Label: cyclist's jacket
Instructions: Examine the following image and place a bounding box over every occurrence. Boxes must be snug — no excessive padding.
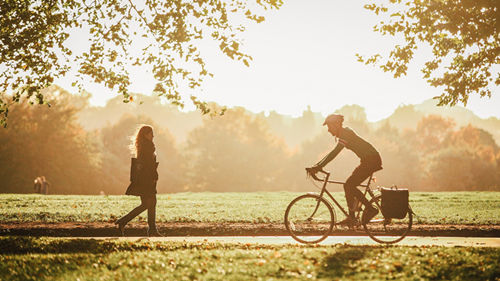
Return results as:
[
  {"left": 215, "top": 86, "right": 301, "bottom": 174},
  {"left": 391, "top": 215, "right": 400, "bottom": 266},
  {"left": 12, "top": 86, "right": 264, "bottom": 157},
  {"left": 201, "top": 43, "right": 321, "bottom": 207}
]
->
[{"left": 314, "top": 127, "right": 382, "bottom": 169}]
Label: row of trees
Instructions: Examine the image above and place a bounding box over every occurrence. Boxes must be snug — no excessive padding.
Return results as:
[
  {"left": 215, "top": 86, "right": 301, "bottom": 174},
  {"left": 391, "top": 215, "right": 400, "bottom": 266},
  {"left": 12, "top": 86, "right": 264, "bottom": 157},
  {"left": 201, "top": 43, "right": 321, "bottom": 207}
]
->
[
  {"left": 1, "top": 89, "right": 499, "bottom": 194},
  {"left": 372, "top": 115, "right": 500, "bottom": 191}
]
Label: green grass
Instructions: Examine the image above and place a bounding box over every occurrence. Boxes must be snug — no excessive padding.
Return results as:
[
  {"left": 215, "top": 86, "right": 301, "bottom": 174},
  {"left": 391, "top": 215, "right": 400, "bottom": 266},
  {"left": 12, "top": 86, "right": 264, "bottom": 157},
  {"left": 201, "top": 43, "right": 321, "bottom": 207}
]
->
[
  {"left": 0, "top": 237, "right": 498, "bottom": 281},
  {"left": 0, "top": 192, "right": 499, "bottom": 225}
]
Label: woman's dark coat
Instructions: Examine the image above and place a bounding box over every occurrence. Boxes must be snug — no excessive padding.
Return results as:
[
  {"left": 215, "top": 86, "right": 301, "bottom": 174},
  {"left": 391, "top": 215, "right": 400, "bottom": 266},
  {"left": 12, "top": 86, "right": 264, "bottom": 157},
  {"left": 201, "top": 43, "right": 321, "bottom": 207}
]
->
[{"left": 126, "top": 140, "right": 159, "bottom": 196}]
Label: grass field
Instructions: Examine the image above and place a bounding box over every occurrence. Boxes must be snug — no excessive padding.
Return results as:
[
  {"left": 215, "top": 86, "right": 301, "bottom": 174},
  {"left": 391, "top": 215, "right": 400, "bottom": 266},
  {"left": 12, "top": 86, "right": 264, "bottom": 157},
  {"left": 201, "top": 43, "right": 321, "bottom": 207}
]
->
[
  {"left": 0, "top": 236, "right": 498, "bottom": 281},
  {"left": 1, "top": 192, "right": 499, "bottom": 225}
]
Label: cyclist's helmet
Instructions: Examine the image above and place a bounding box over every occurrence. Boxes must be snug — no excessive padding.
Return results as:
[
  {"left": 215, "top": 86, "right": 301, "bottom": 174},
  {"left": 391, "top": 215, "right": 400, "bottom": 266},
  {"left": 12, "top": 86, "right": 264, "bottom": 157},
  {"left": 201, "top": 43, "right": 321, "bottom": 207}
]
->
[{"left": 323, "top": 114, "right": 344, "bottom": 126}]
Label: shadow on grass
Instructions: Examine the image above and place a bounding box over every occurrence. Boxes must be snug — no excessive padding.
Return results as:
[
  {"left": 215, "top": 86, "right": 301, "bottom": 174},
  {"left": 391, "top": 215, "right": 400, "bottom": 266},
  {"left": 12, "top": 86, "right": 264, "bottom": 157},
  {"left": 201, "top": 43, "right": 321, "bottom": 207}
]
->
[
  {"left": 0, "top": 252, "right": 103, "bottom": 281},
  {"left": 0, "top": 236, "right": 277, "bottom": 254},
  {"left": 0, "top": 236, "right": 126, "bottom": 254},
  {"left": 317, "top": 246, "right": 369, "bottom": 279},
  {"left": 429, "top": 248, "right": 500, "bottom": 281},
  {"left": 316, "top": 245, "right": 500, "bottom": 281}
]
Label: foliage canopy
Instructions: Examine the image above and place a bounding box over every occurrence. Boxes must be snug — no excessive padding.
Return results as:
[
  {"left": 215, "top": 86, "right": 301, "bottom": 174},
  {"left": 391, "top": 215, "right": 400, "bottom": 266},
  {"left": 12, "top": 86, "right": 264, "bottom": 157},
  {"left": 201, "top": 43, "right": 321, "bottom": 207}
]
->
[
  {"left": 359, "top": 0, "right": 499, "bottom": 106},
  {"left": 0, "top": 0, "right": 282, "bottom": 126}
]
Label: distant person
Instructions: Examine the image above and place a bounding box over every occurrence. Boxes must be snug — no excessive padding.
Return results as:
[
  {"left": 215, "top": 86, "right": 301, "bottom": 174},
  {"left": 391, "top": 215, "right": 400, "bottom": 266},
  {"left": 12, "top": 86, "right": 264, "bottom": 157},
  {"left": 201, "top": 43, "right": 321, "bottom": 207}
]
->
[
  {"left": 40, "top": 176, "right": 50, "bottom": 195},
  {"left": 115, "top": 125, "right": 162, "bottom": 237},
  {"left": 33, "top": 177, "right": 42, "bottom": 194},
  {"left": 306, "top": 114, "right": 382, "bottom": 226}
]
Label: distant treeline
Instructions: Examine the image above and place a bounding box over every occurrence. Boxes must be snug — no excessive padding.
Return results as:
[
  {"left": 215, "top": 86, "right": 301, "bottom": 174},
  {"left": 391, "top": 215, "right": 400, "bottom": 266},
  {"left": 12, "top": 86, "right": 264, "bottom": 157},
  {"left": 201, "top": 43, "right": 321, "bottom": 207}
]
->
[{"left": 1, "top": 86, "right": 499, "bottom": 194}]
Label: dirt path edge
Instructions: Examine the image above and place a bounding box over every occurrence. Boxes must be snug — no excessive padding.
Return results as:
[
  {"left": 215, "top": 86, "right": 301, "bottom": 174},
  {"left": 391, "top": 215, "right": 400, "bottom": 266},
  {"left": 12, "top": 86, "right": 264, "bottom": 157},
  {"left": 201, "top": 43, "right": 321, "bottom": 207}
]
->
[{"left": 1, "top": 222, "right": 499, "bottom": 237}]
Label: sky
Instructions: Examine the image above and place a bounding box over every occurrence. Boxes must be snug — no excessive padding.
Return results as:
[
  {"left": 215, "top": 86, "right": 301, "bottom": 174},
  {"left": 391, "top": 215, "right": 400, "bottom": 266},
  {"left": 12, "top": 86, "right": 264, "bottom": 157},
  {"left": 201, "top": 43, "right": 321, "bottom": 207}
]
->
[{"left": 55, "top": 0, "right": 500, "bottom": 122}]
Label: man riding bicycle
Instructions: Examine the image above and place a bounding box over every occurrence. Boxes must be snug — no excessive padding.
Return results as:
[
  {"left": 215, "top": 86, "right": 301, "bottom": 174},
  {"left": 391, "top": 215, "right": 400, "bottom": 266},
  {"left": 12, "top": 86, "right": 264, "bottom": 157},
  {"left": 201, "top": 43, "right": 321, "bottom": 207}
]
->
[{"left": 307, "top": 114, "right": 382, "bottom": 226}]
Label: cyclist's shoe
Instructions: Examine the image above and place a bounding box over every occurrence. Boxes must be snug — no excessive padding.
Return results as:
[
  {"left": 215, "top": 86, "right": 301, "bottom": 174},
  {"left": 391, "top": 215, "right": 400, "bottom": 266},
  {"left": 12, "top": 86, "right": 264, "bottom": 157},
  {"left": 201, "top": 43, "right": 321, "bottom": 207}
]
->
[
  {"left": 362, "top": 205, "right": 379, "bottom": 225},
  {"left": 337, "top": 216, "right": 357, "bottom": 230},
  {"left": 337, "top": 217, "right": 352, "bottom": 225}
]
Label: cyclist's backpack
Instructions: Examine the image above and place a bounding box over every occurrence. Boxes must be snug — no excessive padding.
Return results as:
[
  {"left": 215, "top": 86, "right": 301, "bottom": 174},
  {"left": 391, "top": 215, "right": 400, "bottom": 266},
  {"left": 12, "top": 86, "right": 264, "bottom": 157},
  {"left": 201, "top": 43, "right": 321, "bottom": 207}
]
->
[{"left": 381, "top": 187, "right": 409, "bottom": 219}]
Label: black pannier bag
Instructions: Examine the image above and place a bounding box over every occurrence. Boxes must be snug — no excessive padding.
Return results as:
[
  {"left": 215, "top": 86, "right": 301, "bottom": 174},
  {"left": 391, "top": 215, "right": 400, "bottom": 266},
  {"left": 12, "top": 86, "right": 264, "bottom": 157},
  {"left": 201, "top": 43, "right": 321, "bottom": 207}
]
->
[{"left": 381, "top": 187, "right": 409, "bottom": 219}]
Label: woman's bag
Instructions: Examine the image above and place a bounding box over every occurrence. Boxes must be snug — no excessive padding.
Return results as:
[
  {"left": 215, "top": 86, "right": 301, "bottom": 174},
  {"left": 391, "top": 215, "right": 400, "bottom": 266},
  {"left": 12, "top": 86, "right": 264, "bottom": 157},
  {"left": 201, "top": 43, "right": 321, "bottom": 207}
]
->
[
  {"left": 126, "top": 158, "right": 141, "bottom": 196},
  {"left": 125, "top": 158, "right": 141, "bottom": 196},
  {"left": 130, "top": 158, "right": 139, "bottom": 183},
  {"left": 381, "top": 187, "right": 409, "bottom": 219}
]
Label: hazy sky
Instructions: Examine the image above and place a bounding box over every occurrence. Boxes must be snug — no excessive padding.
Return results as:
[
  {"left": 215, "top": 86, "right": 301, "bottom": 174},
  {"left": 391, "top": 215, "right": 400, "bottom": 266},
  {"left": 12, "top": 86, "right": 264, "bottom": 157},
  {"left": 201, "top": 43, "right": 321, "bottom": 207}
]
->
[{"left": 56, "top": 1, "right": 500, "bottom": 121}]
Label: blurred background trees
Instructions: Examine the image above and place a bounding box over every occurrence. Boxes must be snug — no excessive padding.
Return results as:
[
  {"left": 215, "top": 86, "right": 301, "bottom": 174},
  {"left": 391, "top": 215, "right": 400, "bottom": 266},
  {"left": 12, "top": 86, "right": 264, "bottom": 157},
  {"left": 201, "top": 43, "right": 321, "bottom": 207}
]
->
[
  {"left": 1, "top": 87, "right": 499, "bottom": 193},
  {"left": 185, "top": 107, "right": 288, "bottom": 191},
  {"left": 0, "top": 87, "right": 101, "bottom": 193}
]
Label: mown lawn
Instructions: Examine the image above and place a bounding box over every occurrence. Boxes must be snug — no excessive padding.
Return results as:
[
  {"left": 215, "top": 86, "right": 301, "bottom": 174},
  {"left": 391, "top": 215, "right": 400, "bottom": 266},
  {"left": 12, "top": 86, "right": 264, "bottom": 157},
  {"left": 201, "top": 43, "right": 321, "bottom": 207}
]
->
[
  {"left": 0, "top": 237, "right": 499, "bottom": 281},
  {"left": 0, "top": 192, "right": 499, "bottom": 225}
]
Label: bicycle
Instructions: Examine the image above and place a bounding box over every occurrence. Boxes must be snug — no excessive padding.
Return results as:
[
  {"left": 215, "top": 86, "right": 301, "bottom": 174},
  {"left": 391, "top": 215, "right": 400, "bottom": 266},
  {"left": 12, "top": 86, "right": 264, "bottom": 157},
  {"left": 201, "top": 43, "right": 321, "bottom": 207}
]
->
[{"left": 284, "top": 169, "right": 412, "bottom": 244}]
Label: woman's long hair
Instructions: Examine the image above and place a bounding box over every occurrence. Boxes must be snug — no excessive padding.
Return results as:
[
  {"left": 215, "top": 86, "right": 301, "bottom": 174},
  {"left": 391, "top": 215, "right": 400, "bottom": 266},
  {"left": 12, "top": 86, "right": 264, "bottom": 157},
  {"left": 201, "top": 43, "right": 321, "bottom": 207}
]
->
[{"left": 130, "top": 125, "right": 153, "bottom": 157}]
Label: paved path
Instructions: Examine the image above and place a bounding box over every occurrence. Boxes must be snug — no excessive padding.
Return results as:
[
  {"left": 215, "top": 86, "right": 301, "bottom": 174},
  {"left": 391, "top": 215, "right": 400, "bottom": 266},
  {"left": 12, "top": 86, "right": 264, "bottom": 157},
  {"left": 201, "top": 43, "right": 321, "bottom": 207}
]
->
[
  {"left": 87, "top": 236, "right": 500, "bottom": 247},
  {"left": 4, "top": 222, "right": 499, "bottom": 237}
]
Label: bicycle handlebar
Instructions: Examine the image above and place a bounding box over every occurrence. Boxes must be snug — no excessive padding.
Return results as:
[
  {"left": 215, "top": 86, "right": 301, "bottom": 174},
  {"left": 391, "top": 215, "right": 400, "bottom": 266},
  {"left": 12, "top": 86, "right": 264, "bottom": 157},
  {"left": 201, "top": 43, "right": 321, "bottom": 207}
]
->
[{"left": 305, "top": 167, "right": 330, "bottom": 181}]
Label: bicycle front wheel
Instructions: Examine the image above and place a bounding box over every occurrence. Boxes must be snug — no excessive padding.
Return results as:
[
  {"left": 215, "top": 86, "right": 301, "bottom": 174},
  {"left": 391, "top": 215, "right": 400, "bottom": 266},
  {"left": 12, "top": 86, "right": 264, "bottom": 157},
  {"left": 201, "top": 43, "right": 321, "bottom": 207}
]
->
[
  {"left": 362, "top": 195, "right": 412, "bottom": 244},
  {"left": 284, "top": 194, "right": 335, "bottom": 244}
]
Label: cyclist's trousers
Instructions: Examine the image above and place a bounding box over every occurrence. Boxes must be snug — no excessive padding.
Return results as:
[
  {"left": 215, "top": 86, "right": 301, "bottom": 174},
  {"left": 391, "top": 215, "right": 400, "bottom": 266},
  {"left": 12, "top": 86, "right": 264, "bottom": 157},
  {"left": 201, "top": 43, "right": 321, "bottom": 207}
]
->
[{"left": 344, "top": 155, "right": 382, "bottom": 216}]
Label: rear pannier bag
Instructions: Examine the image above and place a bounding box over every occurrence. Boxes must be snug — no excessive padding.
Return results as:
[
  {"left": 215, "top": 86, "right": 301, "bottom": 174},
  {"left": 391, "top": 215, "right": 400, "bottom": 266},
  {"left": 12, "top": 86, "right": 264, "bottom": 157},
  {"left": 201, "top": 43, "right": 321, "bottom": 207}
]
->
[{"left": 381, "top": 187, "right": 409, "bottom": 219}]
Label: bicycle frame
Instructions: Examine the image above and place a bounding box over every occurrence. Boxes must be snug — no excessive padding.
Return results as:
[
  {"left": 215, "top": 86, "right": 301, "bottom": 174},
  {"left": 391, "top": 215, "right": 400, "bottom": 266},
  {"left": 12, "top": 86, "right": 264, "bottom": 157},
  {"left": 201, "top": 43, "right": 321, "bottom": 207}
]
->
[
  {"left": 286, "top": 169, "right": 413, "bottom": 244},
  {"left": 311, "top": 170, "right": 378, "bottom": 219}
]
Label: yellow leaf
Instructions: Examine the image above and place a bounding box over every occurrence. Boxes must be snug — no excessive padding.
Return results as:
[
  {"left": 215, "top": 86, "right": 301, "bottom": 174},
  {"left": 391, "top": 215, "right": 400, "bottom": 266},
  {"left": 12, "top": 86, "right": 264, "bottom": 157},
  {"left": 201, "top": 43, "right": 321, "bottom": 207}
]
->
[{"left": 257, "top": 259, "right": 266, "bottom": 266}]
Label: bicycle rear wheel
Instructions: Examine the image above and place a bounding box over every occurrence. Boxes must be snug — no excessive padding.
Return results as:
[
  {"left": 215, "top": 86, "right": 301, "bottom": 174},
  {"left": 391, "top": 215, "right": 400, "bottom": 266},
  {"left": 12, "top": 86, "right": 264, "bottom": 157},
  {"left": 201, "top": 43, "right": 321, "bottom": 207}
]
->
[
  {"left": 362, "top": 195, "right": 412, "bottom": 244},
  {"left": 284, "top": 194, "right": 335, "bottom": 244}
]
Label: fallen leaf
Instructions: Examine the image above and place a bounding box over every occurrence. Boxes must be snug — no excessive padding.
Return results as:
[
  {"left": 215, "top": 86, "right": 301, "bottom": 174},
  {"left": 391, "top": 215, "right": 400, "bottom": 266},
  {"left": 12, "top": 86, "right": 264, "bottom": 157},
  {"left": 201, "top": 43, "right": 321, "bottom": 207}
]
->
[{"left": 257, "top": 259, "right": 267, "bottom": 266}]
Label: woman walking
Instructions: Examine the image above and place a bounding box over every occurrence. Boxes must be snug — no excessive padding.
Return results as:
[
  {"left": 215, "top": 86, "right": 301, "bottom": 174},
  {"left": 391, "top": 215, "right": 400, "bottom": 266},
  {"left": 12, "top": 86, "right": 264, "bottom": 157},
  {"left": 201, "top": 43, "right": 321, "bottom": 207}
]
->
[{"left": 115, "top": 125, "right": 162, "bottom": 237}]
